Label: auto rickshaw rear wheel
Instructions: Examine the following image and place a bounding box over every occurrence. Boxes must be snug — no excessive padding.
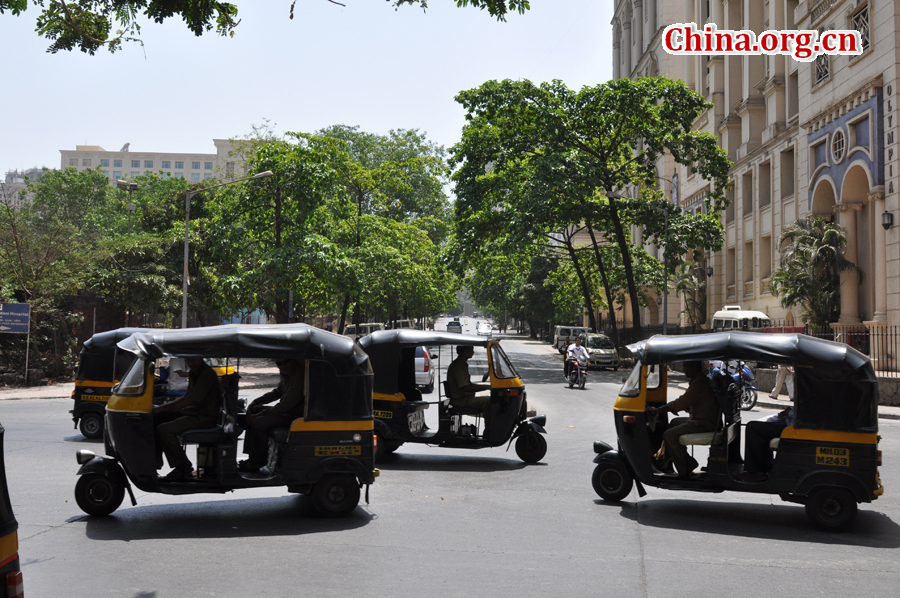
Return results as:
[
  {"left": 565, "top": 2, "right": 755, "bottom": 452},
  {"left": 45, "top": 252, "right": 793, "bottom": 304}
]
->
[
  {"left": 592, "top": 460, "right": 634, "bottom": 502},
  {"left": 515, "top": 431, "right": 547, "bottom": 464},
  {"left": 75, "top": 473, "right": 125, "bottom": 516},
  {"left": 79, "top": 412, "right": 104, "bottom": 439},
  {"left": 805, "top": 486, "right": 858, "bottom": 531},
  {"left": 311, "top": 474, "right": 361, "bottom": 517}
]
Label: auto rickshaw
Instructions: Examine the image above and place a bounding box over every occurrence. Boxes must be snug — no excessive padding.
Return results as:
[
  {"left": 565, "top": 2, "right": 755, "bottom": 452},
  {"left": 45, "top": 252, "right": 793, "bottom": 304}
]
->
[
  {"left": 591, "top": 332, "right": 883, "bottom": 531},
  {"left": 358, "top": 330, "right": 547, "bottom": 464},
  {"left": 0, "top": 423, "right": 22, "bottom": 597},
  {"left": 71, "top": 328, "right": 150, "bottom": 439},
  {"left": 71, "top": 328, "right": 236, "bottom": 439},
  {"left": 73, "top": 324, "right": 378, "bottom": 518}
]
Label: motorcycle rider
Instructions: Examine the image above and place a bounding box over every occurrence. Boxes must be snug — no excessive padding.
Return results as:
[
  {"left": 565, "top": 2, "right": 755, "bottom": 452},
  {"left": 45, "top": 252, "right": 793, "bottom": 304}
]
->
[{"left": 564, "top": 336, "right": 590, "bottom": 381}]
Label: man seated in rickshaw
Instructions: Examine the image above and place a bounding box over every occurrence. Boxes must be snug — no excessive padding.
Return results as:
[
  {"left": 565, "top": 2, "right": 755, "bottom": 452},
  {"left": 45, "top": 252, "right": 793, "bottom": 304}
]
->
[
  {"left": 740, "top": 407, "right": 794, "bottom": 482},
  {"left": 153, "top": 357, "right": 223, "bottom": 480},
  {"left": 446, "top": 345, "right": 492, "bottom": 434},
  {"left": 238, "top": 358, "right": 306, "bottom": 473},
  {"left": 647, "top": 361, "right": 718, "bottom": 478}
]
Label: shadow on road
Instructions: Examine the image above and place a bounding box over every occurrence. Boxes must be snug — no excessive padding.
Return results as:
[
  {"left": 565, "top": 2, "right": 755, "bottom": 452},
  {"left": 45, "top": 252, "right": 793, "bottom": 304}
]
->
[
  {"left": 609, "top": 499, "right": 900, "bottom": 548},
  {"left": 62, "top": 435, "right": 101, "bottom": 444},
  {"left": 376, "top": 452, "right": 533, "bottom": 473},
  {"left": 76, "top": 495, "right": 373, "bottom": 541}
]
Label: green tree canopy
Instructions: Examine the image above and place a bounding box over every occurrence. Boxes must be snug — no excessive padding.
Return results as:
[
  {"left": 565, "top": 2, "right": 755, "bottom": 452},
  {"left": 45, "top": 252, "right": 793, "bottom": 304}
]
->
[{"left": 1, "top": 0, "right": 529, "bottom": 54}]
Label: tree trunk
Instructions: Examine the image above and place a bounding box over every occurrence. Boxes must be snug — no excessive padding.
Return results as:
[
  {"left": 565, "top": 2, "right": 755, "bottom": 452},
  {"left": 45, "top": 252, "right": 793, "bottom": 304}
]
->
[
  {"left": 607, "top": 196, "right": 643, "bottom": 332},
  {"left": 337, "top": 292, "right": 350, "bottom": 335},
  {"left": 585, "top": 223, "right": 621, "bottom": 349},
  {"left": 562, "top": 240, "right": 597, "bottom": 331}
]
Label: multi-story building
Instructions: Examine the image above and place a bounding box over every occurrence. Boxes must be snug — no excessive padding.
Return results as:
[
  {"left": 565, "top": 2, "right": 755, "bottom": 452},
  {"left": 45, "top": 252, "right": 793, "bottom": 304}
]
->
[
  {"left": 612, "top": 0, "right": 899, "bottom": 339},
  {"left": 1, "top": 167, "right": 48, "bottom": 207},
  {"left": 59, "top": 139, "right": 244, "bottom": 184}
]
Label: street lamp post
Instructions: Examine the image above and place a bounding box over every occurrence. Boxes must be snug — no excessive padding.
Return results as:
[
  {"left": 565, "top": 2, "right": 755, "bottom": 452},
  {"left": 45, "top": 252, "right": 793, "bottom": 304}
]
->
[
  {"left": 181, "top": 170, "right": 274, "bottom": 329},
  {"left": 116, "top": 180, "right": 138, "bottom": 234}
]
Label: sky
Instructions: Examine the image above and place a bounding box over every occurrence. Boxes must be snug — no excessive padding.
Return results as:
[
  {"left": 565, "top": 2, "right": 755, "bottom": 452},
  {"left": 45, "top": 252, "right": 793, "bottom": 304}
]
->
[{"left": 0, "top": 2, "right": 613, "bottom": 176}]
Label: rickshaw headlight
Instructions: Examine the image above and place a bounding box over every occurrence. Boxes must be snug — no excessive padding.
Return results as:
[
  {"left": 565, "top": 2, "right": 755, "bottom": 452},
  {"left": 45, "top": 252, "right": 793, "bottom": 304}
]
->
[
  {"left": 76, "top": 449, "right": 96, "bottom": 465},
  {"left": 353, "top": 434, "right": 361, "bottom": 442}
]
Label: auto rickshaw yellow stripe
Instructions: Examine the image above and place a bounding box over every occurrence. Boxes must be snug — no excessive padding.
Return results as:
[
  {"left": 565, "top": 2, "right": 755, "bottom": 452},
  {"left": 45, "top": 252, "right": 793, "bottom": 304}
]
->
[
  {"left": 491, "top": 377, "right": 524, "bottom": 389},
  {"left": 374, "top": 392, "right": 405, "bottom": 402},
  {"left": 74, "top": 380, "right": 116, "bottom": 388},
  {"left": 781, "top": 426, "right": 878, "bottom": 445},
  {"left": 0, "top": 531, "right": 17, "bottom": 562},
  {"left": 289, "top": 420, "right": 374, "bottom": 432}
]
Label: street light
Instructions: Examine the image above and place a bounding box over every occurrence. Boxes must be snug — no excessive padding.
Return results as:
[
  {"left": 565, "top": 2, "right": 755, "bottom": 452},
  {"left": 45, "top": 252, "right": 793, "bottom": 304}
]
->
[
  {"left": 181, "top": 170, "right": 274, "bottom": 328},
  {"left": 116, "top": 180, "right": 138, "bottom": 234}
]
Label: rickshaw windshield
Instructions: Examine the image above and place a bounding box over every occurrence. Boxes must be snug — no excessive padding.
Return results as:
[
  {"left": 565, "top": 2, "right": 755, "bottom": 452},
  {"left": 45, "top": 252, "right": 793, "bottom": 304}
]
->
[
  {"left": 115, "top": 358, "right": 147, "bottom": 395},
  {"left": 490, "top": 344, "right": 519, "bottom": 379},
  {"left": 619, "top": 361, "right": 642, "bottom": 397}
]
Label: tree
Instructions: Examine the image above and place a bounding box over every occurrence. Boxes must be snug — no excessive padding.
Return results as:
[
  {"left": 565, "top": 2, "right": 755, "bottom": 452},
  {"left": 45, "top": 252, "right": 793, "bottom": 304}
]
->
[
  {"left": 1, "top": 0, "right": 529, "bottom": 54},
  {"left": 769, "top": 216, "right": 862, "bottom": 327},
  {"left": 451, "top": 77, "right": 732, "bottom": 334}
]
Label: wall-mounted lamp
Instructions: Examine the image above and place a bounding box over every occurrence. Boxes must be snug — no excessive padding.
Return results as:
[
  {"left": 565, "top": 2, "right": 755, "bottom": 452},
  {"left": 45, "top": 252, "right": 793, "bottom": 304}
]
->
[
  {"left": 706, "top": 266, "right": 714, "bottom": 278},
  {"left": 883, "top": 211, "right": 894, "bottom": 231},
  {"left": 656, "top": 296, "right": 663, "bottom": 306}
]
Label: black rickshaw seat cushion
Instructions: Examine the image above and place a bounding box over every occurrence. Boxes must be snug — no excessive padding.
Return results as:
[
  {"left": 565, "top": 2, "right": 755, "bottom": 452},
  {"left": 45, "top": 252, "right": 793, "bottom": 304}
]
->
[
  {"left": 180, "top": 426, "right": 230, "bottom": 444},
  {"left": 678, "top": 431, "right": 723, "bottom": 446},
  {"left": 268, "top": 427, "right": 290, "bottom": 444}
]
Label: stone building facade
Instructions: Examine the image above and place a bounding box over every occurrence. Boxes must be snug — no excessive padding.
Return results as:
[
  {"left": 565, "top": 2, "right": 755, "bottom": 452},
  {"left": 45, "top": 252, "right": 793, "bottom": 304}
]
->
[{"left": 612, "top": 0, "right": 899, "bottom": 337}]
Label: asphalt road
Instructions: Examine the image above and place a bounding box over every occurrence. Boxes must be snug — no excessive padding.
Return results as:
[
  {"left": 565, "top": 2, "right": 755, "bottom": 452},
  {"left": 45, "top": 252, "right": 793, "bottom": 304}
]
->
[{"left": 3, "top": 319, "right": 899, "bottom": 597}]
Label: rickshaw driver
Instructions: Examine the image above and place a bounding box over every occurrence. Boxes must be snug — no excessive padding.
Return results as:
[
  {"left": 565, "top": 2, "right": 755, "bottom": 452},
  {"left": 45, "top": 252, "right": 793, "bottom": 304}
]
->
[
  {"left": 238, "top": 358, "right": 306, "bottom": 473},
  {"left": 152, "top": 357, "right": 222, "bottom": 480},
  {"left": 447, "top": 345, "right": 493, "bottom": 434},
  {"left": 647, "top": 361, "right": 718, "bottom": 478}
]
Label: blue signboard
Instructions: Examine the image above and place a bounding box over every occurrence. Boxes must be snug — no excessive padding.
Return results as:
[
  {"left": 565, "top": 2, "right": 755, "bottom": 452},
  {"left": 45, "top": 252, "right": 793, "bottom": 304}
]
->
[{"left": 0, "top": 303, "right": 30, "bottom": 334}]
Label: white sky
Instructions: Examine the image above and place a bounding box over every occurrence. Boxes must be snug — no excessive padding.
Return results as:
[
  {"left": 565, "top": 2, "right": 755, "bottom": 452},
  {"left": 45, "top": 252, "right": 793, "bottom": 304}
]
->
[{"left": 0, "top": 1, "right": 613, "bottom": 175}]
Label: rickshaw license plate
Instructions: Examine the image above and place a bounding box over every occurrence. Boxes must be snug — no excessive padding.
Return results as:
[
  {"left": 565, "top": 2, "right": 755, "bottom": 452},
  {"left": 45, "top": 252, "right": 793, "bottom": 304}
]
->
[
  {"left": 816, "top": 447, "right": 849, "bottom": 467},
  {"left": 315, "top": 446, "right": 362, "bottom": 456},
  {"left": 374, "top": 410, "right": 393, "bottom": 419}
]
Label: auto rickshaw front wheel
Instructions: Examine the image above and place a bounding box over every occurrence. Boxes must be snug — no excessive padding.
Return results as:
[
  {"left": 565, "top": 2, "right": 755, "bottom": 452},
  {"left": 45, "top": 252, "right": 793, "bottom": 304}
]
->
[
  {"left": 75, "top": 474, "right": 125, "bottom": 516},
  {"left": 515, "top": 431, "right": 547, "bottom": 464},
  {"left": 79, "top": 412, "right": 104, "bottom": 439},
  {"left": 805, "top": 487, "right": 858, "bottom": 531},
  {"left": 311, "top": 474, "right": 361, "bottom": 517},
  {"left": 592, "top": 460, "right": 634, "bottom": 502}
]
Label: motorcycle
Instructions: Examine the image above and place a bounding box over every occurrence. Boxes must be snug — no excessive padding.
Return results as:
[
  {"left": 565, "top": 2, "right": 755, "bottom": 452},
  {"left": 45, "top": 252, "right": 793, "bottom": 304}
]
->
[
  {"left": 568, "top": 357, "right": 588, "bottom": 390},
  {"left": 710, "top": 361, "right": 757, "bottom": 410}
]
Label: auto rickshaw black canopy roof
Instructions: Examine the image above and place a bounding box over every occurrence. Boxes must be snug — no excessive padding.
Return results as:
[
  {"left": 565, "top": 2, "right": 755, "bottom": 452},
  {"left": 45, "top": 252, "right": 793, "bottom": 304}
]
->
[
  {"left": 76, "top": 327, "right": 154, "bottom": 382},
  {"left": 118, "top": 324, "right": 372, "bottom": 378},
  {"left": 628, "top": 332, "right": 878, "bottom": 434},
  {"left": 359, "top": 330, "right": 489, "bottom": 396}
]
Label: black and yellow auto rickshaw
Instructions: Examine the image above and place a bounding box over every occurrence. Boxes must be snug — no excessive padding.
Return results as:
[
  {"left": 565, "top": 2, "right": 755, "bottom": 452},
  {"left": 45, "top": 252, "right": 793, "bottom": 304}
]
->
[
  {"left": 71, "top": 328, "right": 236, "bottom": 439},
  {"left": 591, "top": 332, "right": 883, "bottom": 530},
  {"left": 358, "top": 330, "right": 547, "bottom": 463},
  {"left": 0, "top": 423, "right": 22, "bottom": 597},
  {"left": 71, "top": 327, "right": 150, "bottom": 439},
  {"left": 73, "top": 324, "right": 378, "bottom": 518}
]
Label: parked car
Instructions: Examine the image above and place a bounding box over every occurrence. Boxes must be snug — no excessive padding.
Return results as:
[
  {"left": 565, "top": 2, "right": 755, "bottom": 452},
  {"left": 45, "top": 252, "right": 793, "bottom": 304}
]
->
[
  {"left": 390, "top": 319, "right": 415, "bottom": 330},
  {"left": 580, "top": 333, "right": 619, "bottom": 370},
  {"left": 476, "top": 321, "right": 493, "bottom": 339},
  {"left": 415, "top": 346, "right": 437, "bottom": 393},
  {"left": 447, "top": 321, "right": 462, "bottom": 333},
  {"left": 553, "top": 325, "right": 592, "bottom": 353},
  {"left": 343, "top": 323, "right": 386, "bottom": 337}
]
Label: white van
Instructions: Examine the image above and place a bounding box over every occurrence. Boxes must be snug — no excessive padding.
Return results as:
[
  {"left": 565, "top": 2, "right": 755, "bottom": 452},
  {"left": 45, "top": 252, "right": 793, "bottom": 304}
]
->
[
  {"left": 553, "top": 325, "right": 592, "bottom": 353},
  {"left": 343, "top": 322, "right": 386, "bottom": 337},
  {"left": 711, "top": 306, "right": 772, "bottom": 331}
]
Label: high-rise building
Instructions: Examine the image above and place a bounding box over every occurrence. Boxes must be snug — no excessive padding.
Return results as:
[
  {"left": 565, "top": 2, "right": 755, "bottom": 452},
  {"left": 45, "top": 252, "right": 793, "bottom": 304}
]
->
[{"left": 612, "top": 0, "right": 897, "bottom": 334}]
